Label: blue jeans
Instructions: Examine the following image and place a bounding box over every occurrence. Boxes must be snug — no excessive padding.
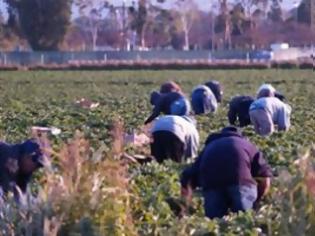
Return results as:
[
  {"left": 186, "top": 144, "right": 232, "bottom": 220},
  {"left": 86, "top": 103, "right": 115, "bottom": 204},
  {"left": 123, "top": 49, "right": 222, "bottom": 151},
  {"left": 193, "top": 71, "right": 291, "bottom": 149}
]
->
[{"left": 203, "top": 185, "right": 257, "bottom": 219}]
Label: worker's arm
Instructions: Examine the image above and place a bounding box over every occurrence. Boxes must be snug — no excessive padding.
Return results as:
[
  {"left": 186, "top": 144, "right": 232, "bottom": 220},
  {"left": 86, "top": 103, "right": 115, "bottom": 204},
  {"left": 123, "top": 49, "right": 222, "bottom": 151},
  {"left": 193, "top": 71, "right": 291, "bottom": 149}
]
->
[
  {"left": 278, "top": 104, "right": 291, "bottom": 131},
  {"left": 180, "top": 152, "right": 204, "bottom": 203},
  {"left": 181, "top": 181, "right": 193, "bottom": 203},
  {"left": 144, "top": 112, "right": 159, "bottom": 125},
  {"left": 251, "top": 151, "right": 272, "bottom": 202},
  {"left": 144, "top": 104, "right": 161, "bottom": 125},
  {"left": 255, "top": 177, "right": 271, "bottom": 201}
]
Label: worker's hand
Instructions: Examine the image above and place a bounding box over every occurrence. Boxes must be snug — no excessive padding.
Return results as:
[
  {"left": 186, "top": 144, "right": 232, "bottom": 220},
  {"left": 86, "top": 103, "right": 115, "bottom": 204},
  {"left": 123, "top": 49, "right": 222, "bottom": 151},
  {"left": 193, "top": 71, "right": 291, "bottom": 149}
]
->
[
  {"left": 181, "top": 184, "right": 193, "bottom": 203},
  {"left": 255, "top": 177, "right": 271, "bottom": 202}
]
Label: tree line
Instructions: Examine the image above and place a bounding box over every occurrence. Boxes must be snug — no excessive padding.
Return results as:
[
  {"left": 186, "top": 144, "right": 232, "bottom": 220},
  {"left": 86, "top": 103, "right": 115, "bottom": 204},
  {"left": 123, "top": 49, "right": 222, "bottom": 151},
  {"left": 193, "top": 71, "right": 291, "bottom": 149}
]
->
[{"left": 0, "top": 0, "right": 314, "bottom": 51}]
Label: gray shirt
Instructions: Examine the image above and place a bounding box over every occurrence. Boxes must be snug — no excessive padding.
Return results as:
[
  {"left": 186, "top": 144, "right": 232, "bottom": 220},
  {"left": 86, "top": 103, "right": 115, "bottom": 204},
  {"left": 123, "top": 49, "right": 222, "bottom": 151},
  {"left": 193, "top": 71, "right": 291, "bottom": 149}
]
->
[
  {"left": 151, "top": 115, "right": 199, "bottom": 158},
  {"left": 250, "top": 97, "right": 292, "bottom": 130}
]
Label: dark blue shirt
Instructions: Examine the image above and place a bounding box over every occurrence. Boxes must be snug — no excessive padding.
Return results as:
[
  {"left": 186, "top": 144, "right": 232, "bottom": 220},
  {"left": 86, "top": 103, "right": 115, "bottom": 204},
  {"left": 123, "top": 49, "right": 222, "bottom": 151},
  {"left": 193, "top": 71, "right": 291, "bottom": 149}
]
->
[
  {"left": 0, "top": 143, "right": 32, "bottom": 194},
  {"left": 181, "top": 129, "right": 272, "bottom": 190},
  {"left": 228, "top": 96, "right": 254, "bottom": 127}
]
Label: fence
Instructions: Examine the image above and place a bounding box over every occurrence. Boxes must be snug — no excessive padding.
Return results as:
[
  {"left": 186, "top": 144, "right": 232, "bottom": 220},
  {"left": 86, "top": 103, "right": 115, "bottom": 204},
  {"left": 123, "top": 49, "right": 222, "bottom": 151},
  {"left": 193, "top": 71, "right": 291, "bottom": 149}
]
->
[
  {"left": 0, "top": 50, "right": 259, "bottom": 66},
  {"left": 0, "top": 48, "right": 313, "bottom": 66}
]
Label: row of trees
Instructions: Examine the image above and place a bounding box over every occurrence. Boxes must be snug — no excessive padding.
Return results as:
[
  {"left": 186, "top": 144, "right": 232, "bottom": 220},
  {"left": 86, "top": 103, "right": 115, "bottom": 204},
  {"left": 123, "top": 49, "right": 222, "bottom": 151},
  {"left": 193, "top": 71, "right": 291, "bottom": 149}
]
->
[
  {"left": 2, "top": 0, "right": 71, "bottom": 50},
  {"left": 0, "top": 0, "right": 314, "bottom": 51}
]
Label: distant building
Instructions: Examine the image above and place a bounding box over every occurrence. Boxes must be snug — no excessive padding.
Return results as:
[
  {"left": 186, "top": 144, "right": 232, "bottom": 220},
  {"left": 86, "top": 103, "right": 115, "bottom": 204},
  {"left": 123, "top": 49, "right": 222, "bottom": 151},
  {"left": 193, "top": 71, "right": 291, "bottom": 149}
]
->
[{"left": 271, "top": 43, "right": 290, "bottom": 51}]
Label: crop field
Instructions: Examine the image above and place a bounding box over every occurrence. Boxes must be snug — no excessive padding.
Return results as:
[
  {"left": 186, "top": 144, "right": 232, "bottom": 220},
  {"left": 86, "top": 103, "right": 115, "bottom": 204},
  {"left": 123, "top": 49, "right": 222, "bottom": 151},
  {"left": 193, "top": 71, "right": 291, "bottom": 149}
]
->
[{"left": 0, "top": 69, "right": 315, "bottom": 235}]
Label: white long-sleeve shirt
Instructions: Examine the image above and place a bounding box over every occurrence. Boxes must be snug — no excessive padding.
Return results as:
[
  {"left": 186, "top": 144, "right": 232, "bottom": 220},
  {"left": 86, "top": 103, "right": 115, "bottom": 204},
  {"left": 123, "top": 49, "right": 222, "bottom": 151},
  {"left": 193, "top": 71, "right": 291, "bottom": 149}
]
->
[
  {"left": 151, "top": 115, "right": 199, "bottom": 158},
  {"left": 250, "top": 97, "right": 292, "bottom": 130}
]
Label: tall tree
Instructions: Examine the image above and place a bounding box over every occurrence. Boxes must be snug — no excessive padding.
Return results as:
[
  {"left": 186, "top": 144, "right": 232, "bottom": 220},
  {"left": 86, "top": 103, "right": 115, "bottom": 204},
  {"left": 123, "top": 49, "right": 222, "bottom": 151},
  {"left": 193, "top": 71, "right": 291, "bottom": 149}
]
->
[
  {"left": 251, "top": 8, "right": 265, "bottom": 27},
  {"left": 0, "top": 10, "right": 4, "bottom": 41},
  {"left": 268, "top": 0, "right": 283, "bottom": 23},
  {"left": 129, "top": 0, "right": 148, "bottom": 48},
  {"left": 156, "top": 0, "right": 199, "bottom": 50},
  {"left": 150, "top": 9, "right": 173, "bottom": 48},
  {"left": 74, "top": 0, "right": 111, "bottom": 50},
  {"left": 6, "top": 0, "right": 72, "bottom": 51},
  {"left": 230, "top": 3, "right": 248, "bottom": 35},
  {"left": 174, "top": 0, "right": 199, "bottom": 50},
  {"left": 297, "top": 0, "right": 311, "bottom": 25},
  {"left": 218, "top": 0, "right": 232, "bottom": 49},
  {"left": 5, "top": 1, "right": 21, "bottom": 35},
  {"left": 238, "top": 0, "right": 268, "bottom": 18},
  {"left": 0, "top": 9, "right": 4, "bottom": 24},
  {"left": 237, "top": 0, "right": 268, "bottom": 29}
]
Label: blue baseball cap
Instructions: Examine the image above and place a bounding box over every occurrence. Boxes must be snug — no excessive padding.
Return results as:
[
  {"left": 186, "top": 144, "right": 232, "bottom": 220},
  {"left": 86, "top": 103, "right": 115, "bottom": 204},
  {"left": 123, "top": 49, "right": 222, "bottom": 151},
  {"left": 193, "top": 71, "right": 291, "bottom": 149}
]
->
[{"left": 20, "top": 139, "right": 47, "bottom": 167}]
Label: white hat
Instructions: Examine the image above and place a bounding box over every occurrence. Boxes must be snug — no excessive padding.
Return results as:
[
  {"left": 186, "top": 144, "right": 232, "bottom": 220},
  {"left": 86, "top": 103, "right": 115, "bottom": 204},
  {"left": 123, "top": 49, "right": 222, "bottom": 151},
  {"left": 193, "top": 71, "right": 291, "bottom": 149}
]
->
[{"left": 256, "top": 84, "right": 276, "bottom": 95}]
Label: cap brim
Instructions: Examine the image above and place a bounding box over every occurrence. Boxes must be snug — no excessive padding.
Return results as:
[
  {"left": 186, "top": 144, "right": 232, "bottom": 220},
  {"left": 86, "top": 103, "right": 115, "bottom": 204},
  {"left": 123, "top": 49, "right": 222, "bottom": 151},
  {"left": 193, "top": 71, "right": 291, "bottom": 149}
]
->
[{"left": 35, "top": 155, "right": 51, "bottom": 168}]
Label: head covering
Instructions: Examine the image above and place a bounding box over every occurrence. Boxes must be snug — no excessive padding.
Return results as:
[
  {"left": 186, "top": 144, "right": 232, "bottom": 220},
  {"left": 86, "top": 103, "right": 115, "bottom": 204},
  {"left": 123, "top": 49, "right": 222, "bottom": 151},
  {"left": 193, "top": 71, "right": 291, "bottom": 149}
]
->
[
  {"left": 160, "top": 81, "right": 182, "bottom": 94},
  {"left": 257, "top": 84, "right": 276, "bottom": 98},
  {"left": 20, "top": 139, "right": 47, "bottom": 167},
  {"left": 150, "top": 91, "right": 161, "bottom": 105},
  {"left": 205, "top": 80, "right": 223, "bottom": 103},
  {"left": 204, "top": 126, "right": 242, "bottom": 145}
]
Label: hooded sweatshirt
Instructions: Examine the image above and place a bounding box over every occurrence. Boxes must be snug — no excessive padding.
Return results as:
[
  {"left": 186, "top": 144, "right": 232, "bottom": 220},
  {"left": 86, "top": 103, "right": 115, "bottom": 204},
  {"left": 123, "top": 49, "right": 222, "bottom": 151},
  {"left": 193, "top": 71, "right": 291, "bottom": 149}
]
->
[{"left": 180, "top": 127, "right": 272, "bottom": 190}]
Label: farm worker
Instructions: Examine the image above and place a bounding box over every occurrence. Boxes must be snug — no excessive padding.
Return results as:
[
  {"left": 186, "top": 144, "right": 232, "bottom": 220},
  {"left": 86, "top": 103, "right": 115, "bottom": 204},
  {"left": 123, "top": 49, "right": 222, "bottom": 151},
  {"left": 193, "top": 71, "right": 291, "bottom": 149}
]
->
[
  {"left": 180, "top": 126, "right": 272, "bottom": 219},
  {"left": 145, "top": 91, "right": 191, "bottom": 124},
  {"left": 228, "top": 95, "right": 255, "bottom": 127},
  {"left": 149, "top": 81, "right": 183, "bottom": 106},
  {"left": 150, "top": 115, "right": 199, "bottom": 163},
  {"left": 191, "top": 80, "right": 223, "bottom": 115},
  {"left": 249, "top": 96, "right": 291, "bottom": 136},
  {"left": 191, "top": 85, "right": 217, "bottom": 115},
  {"left": 228, "top": 85, "right": 286, "bottom": 128},
  {"left": 160, "top": 81, "right": 182, "bottom": 94},
  {"left": 0, "top": 139, "right": 48, "bottom": 202}
]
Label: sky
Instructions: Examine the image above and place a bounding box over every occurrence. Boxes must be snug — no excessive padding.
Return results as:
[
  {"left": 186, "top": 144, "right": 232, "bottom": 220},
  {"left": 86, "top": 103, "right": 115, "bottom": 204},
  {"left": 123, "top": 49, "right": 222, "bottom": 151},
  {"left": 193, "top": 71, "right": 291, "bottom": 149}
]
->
[
  {"left": 104, "top": 0, "right": 302, "bottom": 11},
  {"left": 0, "top": 0, "right": 303, "bottom": 20},
  {"left": 87, "top": 0, "right": 303, "bottom": 10}
]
